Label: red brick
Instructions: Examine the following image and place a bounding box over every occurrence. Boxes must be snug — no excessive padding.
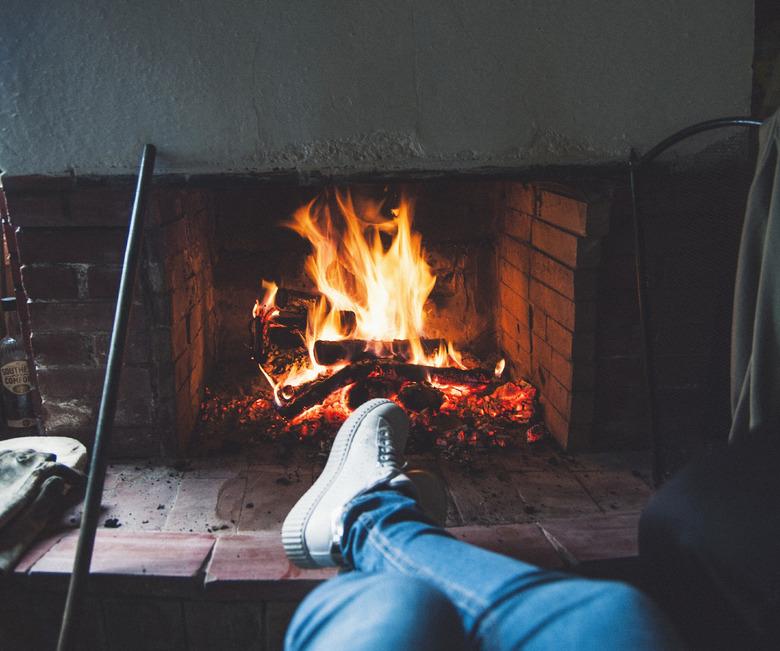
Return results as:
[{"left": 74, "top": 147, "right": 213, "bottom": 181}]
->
[
  {"left": 37, "top": 367, "right": 104, "bottom": 399},
  {"left": 87, "top": 265, "right": 121, "bottom": 299},
  {"left": 30, "top": 332, "right": 93, "bottom": 366},
  {"left": 69, "top": 187, "right": 135, "bottom": 227},
  {"left": 531, "top": 309, "right": 546, "bottom": 339},
  {"left": 531, "top": 220, "right": 601, "bottom": 269},
  {"left": 501, "top": 325, "right": 531, "bottom": 368},
  {"left": 544, "top": 374, "right": 571, "bottom": 416},
  {"left": 531, "top": 252, "right": 598, "bottom": 301},
  {"left": 31, "top": 529, "right": 214, "bottom": 577},
  {"left": 546, "top": 318, "right": 596, "bottom": 361},
  {"left": 6, "top": 193, "right": 67, "bottom": 227},
  {"left": 28, "top": 300, "right": 148, "bottom": 334},
  {"left": 115, "top": 367, "right": 154, "bottom": 426},
  {"left": 500, "top": 308, "right": 531, "bottom": 352},
  {"left": 505, "top": 183, "right": 536, "bottom": 215},
  {"left": 93, "top": 331, "right": 151, "bottom": 365},
  {"left": 498, "top": 259, "right": 529, "bottom": 299},
  {"left": 543, "top": 400, "right": 570, "bottom": 447},
  {"left": 531, "top": 334, "right": 552, "bottom": 376},
  {"left": 529, "top": 280, "right": 575, "bottom": 331},
  {"left": 29, "top": 301, "right": 114, "bottom": 332},
  {"left": 550, "top": 350, "right": 573, "bottom": 389},
  {"left": 21, "top": 265, "right": 80, "bottom": 300},
  {"left": 171, "top": 314, "right": 190, "bottom": 359},
  {"left": 40, "top": 397, "right": 95, "bottom": 437},
  {"left": 175, "top": 348, "right": 192, "bottom": 392},
  {"left": 18, "top": 228, "right": 125, "bottom": 264},
  {"left": 502, "top": 209, "right": 531, "bottom": 241},
  {"left": 3, "top": 176, "right": 72, "bottom": 193},
  {"left": 499, "top": 281, "right": 529, "bottom": 325},
  {"left": 498, "top": 235, "right": 531, "bottom": 274},
  {"left": 539, "top": 190, "right": 610, "bottom": 237},
  {"left": 176, "top": 383, "right": 197, "bottom": 451},
  {"left": 538, "top": 191, "right": 587, "bottom": 235},
  {"left": 506, "top": 353, "right": 532, "bottom": 384}
]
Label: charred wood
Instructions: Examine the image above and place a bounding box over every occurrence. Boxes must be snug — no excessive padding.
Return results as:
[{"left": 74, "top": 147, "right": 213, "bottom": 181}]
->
[
  {"left": 313, "top": 338, "right": 446, "bottom": 365},
  {"left": 276, "top": 359, "right": 495, "bottom": 418}
]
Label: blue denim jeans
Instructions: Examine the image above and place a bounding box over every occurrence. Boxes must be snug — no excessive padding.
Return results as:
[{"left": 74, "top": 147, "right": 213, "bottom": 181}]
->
[{"left": 286, "top": 490, "right": 683, "bottom": 650}]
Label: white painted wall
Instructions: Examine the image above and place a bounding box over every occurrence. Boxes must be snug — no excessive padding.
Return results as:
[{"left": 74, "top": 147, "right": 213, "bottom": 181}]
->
[{"left": 0, "top": 0, "right": 754, "bottom": 176}]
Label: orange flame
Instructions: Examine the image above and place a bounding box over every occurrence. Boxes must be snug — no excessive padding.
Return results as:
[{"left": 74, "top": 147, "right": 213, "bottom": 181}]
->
[
  {"left": 253, "top": 279, "right": 279, "bottom": 318},
  {"left": 262, "top": 189, "right": 463, "bottom": 389}
]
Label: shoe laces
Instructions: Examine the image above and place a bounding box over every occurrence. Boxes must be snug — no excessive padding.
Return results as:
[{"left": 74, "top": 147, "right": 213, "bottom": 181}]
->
[{"left": 377, "top": 422, "right": 401, "bottom": 470}]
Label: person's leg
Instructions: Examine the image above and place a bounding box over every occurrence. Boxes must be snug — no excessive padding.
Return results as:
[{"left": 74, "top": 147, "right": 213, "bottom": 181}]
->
[
  {"left": 343, "top": 489, "right": 683, "bottom": 650},
  {"left": 285, "top": 570, "right": 466, "bottom": 651},
  {"left": 282, "top": 399, "right": 682, "bottom": 650}
]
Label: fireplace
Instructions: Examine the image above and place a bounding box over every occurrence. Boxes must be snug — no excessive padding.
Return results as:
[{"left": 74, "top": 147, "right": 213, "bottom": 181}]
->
[{"left": 8, "top": 174, "right": 617, "bottom": 458}]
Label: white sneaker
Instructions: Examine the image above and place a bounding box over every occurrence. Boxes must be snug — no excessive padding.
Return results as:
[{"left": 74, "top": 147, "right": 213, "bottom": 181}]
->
[{"left": 281, "top": 399, "right": 410, "bottom": 569}]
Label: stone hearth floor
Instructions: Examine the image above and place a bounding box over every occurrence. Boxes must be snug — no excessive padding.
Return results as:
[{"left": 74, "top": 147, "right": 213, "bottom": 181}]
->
[
  {"left": 2, "top": 443, "right": 654, "bottom": 650},
  {"left": 12, "top": 442, "right": 653, "bottom": 587}
]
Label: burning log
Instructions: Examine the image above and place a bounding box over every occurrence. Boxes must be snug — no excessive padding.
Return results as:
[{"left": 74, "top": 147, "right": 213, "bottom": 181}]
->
[
  {"left": 274, "top": 287, "right": 318, "bottom": 309},
  {"left": 276, "top": 358, "right": 495, "bottom": 418},
  {"left": 251, "top": 303, "right": 356, "bottom": 362},
  {"left": 313, "top": 338, "right": 446, "bottom": 365},
  {"left": 276, "top": 358, "right": 377, "bottom": 418}
]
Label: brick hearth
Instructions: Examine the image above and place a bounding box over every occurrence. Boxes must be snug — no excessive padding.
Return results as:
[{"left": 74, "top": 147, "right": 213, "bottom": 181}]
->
[{"left": 2, "top": 445, "right": 651, "bottom": 650}]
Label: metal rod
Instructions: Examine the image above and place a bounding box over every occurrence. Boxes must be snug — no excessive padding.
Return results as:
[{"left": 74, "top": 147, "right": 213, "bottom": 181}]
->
[
  {"left": 629, "top": 117, "right": 762, "bottom": 486},
  {"left": 629, "top": 150, "right": 662, "bottom": 486},
  {"left": 637, "top": 117, "right": 762, "bottom": 168},
  {"left": 56, "top": 144, "right": 156, "bottom": 651}
]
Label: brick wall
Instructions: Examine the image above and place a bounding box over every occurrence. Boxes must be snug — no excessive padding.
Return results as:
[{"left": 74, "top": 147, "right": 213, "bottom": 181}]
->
[
  {"left": 497, "top": 183, "right": 610, "bottom": 450},
  {"left": 153, "top": 189, "right": 217, "bottom": 453},
  {"left": 9, "top": 180, "right": 216, "bottom": 457}
]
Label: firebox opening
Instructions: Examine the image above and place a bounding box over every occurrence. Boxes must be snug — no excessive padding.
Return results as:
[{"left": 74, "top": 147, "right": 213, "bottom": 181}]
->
[{"left": 189, "top": 178, "right": 610, "bottom": 459}]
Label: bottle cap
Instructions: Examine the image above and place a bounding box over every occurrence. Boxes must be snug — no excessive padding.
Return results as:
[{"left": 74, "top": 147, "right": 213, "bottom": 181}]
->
[{"left": 1, "top": 297, "right": 17, "bottom": 312}]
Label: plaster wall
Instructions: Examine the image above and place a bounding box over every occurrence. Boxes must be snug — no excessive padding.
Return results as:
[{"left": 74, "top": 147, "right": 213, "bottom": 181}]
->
[{"left": 0, "top": 0, "right": 754, "bottom": 176}]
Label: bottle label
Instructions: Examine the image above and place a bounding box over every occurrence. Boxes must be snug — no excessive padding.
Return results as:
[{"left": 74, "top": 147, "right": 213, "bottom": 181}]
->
[{"left": 1, "top": 361, "right": 31, "bottom": 395}]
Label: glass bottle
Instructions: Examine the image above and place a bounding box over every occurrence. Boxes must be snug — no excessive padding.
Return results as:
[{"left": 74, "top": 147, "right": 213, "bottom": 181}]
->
[{"left": 0, "top": 297, "right": 37, "bottom": 434}]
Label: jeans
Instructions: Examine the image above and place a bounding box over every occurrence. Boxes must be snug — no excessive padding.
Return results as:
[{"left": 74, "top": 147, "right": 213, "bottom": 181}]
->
[{"left": 286, "top": 490, "right": 683, "bottom": 650}]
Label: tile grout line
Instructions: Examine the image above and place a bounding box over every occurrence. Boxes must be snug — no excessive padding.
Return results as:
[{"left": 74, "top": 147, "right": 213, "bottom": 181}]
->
[
  {"left": 570, "top": 470, "right": 606, "bottom": 514},
  {"left": 161, "top": 473, "right": 185, "bottom": 531},
  {"left": 232, "top": 475, "right": 249, "bottom": 534}
]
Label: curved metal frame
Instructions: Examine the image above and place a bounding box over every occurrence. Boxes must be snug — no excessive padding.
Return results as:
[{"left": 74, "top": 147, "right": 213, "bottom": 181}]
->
[{"left": 629, "top": 117, "right": 762, "bottom": 486}]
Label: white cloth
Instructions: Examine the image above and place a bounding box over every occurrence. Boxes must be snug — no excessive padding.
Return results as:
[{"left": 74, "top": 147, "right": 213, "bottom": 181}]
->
[{"left": 730, "top": 111, "right": 780, "bottom": 445}]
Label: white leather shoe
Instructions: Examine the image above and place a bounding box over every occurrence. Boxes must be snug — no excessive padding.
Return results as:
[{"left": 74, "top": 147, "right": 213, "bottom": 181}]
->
[{"left": 281, "top": 398, "right": 410, "bottom": 568}]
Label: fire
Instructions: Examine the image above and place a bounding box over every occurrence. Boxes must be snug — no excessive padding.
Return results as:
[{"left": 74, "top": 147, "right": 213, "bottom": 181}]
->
[
  {"left": 261, "top": 189, "right": 464, "bottom": 390},
  {"left": 203, "top": 188, "right": 543, "bottom": 453},
  {"left": 254, "top": 279, "right": 279, "bottom": 318}
]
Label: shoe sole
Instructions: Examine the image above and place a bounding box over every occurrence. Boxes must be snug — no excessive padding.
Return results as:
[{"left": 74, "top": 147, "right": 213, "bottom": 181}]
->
[{"left": 281, "top": 398, "right": 396, "bottom": 568}]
